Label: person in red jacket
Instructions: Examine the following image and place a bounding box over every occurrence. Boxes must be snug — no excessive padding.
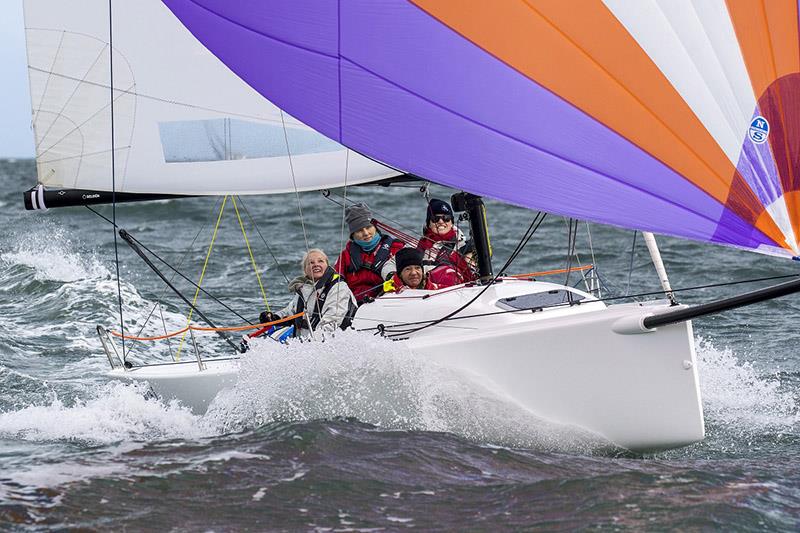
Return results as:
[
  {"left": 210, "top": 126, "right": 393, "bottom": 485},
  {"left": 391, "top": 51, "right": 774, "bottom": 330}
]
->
[
  {"left": 417, "top": 198, "right": 477, "bottom": 285},
  {"left": 334, "top": 203, "right": 405, "bottom": 304},
  {"left": 385, "top": 247, "right": 452, "bottom": 292}
]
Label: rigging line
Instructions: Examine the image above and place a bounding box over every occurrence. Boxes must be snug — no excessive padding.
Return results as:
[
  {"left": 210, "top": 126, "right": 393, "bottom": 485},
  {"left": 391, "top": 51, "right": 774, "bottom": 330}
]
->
[
  {"left": 626, "top": 231, "right": 638, "bottom": 297},
  {"left": 85, "top": 203, "right": 251, "bottom": 324},
  {"left": 159, "top": 304, "right": 175, "bottom": 362},
  {"left": 361, "top": 271, "right": 800, "bottom": 333},
  {"left": 232, "top": 196, "right": 270, "bottom": 312},
  {"left": 386, "top": 213, "right": 546, "bottom": 337},
  {"left": 108, "top": 0, "right": 126, "bottom": 360},
  {"left": 279, "top": 109, "right": 310, "bottom": 254},
  {"left": 338, "top": 149, "right": 350, "bottom": 276},
  {"left": 125, "top": 196, "right": 223, "bottom": 358},
  {"left": 323, "top": 189, "right": 430, "bottom": 243},
  {"left": 586, "top": 221, "right": 599, "bottom": 296},
  {"left": 237, "top": 197, "right": 290, "bottom": 285},
  {"left": 177, "top": 195, "right": 228, "bottom": 359}
]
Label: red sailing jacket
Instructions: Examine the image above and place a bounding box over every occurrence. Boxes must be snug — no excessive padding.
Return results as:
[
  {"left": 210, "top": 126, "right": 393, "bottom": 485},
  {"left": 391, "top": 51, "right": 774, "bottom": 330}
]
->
[
  {"left": 386, "top": 264, "right": 460, "bottom": 293},
  {"left": 334, "top": 235, "right": 405, "bottom": 303},
  {"left": 417, "top": 227, "right": 477, "bottom": 284}
]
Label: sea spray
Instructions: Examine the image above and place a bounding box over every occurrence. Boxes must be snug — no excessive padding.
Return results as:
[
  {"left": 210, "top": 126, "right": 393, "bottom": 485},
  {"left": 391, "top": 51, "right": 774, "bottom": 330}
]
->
[
  {"left": 204, "top": 331, "right": 607, "bottom": 452},
  {"left": 0, "top": 381, "right": 206, "bottom": 444},
  {"left": 695, "top": 337, "right": 799, "bottom": 432}
]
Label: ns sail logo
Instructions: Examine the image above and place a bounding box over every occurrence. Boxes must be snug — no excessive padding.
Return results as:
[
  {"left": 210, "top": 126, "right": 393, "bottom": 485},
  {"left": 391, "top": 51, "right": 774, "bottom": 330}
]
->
[{"left": 748, "top": 116, "right": 770, "bottom": 144}]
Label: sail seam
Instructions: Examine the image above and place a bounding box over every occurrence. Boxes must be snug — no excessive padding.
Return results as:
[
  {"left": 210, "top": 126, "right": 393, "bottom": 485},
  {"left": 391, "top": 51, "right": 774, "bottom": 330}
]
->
[
  {"left": 182, "top": 0, "right": 338, "bottom": 60},
  {"left": 338, "top": 55, "right": 776, "bottom": 244},
  {"left": 27, "top": 66, "right": 288, "bottom": 124}
]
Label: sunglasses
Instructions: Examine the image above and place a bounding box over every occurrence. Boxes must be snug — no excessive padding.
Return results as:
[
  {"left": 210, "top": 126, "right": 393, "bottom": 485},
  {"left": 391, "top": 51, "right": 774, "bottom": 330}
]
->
[{"left": 431, "top": 215, "right": 453, "bottom": 223}]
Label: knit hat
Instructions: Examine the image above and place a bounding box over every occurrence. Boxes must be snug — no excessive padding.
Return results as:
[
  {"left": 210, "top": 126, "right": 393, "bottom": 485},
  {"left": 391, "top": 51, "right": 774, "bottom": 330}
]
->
[
  {"left": 346, "top": 203, "right": 374, "bottom": 234},
  {"left": 395, "top": 247, "right": 424, "bottom": 274},
  {"left": 426, "top": 198, "right": 454, "bottom": 224}
]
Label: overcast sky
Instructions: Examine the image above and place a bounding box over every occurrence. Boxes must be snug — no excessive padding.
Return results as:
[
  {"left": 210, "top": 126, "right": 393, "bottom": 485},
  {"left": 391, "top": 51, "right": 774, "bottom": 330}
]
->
[{"left": 1, "top": 1, "right": 35, "bottom": 158}]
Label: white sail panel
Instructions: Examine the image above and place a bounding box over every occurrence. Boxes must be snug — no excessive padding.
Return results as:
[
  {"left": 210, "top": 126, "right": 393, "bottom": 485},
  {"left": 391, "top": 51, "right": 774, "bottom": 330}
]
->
[{"left": 23, "top": 0, "right": 397, "bottom": 195}]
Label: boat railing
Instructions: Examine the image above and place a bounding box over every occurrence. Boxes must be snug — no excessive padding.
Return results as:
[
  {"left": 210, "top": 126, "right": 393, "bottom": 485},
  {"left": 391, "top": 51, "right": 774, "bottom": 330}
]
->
[{"left": 97, "top": 325, "right": 124, "bottom": 370}]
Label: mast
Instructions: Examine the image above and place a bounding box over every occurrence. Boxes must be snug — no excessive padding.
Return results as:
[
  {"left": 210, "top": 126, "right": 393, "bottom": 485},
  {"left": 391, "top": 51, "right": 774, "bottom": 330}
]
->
[{"left": 451, "top": 192, "right": 493, "bottom": 281}]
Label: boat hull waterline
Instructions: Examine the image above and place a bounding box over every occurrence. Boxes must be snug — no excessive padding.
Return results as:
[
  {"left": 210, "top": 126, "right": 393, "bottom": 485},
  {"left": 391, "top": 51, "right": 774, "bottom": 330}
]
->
[{"left": 107, "top": 280, "right": 704, "bottom": 452}]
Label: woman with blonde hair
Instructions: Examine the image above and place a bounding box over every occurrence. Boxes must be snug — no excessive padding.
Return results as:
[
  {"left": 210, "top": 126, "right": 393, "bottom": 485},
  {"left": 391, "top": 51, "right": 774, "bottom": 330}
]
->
[{"left": 259, "top": 248, "right": 357, "bottom": 338}]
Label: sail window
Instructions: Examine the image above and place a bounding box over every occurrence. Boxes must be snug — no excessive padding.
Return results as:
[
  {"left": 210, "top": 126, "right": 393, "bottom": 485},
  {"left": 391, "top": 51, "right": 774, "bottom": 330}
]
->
[
  {"left": 158, "top": 118, "right": 341, "bottom": 163},
  {"left": 497, "top": 290, "right": 585, "bottom": 311}
]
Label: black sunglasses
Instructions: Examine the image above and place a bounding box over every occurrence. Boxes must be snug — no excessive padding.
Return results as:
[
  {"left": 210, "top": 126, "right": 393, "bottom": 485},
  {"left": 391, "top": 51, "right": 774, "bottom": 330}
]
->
[{"left": 431, "top": 214, "right": 453, "bottom": 223}]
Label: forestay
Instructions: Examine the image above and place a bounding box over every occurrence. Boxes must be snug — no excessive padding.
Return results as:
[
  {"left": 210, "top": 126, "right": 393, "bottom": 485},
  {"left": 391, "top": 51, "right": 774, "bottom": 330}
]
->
[
  {"left": 23, "top": 0, "right": 397, "bottom": 196},
  {"left": 163, "top": 0, "right": 800, "bottom": 258}
]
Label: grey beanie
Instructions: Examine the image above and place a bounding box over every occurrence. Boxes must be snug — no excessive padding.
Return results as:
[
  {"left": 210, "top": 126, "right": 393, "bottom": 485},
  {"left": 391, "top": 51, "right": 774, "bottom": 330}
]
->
[{"left": 346, "top": 203, "right": 374, "bottom": 234}]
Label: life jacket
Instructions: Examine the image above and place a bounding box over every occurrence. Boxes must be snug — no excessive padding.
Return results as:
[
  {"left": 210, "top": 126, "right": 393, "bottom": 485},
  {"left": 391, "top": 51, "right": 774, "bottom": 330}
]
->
[
  {"left": 417, "top": 227, "right": 476, "bottom": 284},
  {"left": 338, "top": 235, "right": 403, "bottom": 303},
  {"left": 346, "top": 234, "right": 398, "bottom": 275},
  {"left": 293, "top": 267, "right": 357, "bottom": 333}
]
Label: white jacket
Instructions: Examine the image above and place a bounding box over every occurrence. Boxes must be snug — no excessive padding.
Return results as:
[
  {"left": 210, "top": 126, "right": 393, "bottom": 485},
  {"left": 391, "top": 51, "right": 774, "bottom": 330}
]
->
[{"left": 276, "top": 269, "right": 357, "bottom": 335}]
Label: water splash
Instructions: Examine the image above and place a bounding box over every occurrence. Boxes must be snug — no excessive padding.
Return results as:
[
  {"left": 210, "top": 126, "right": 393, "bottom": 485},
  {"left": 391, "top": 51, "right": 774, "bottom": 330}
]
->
[
  {"left": 0, "top": 221, "right": 108, "bottom": 283},
  {"left": 695, "top": 337, "right": 799, "bottom": 434},
  {"left": 0, "top": 381, "right": 207, "bottom": 444},
  {"left": 204, "top": 331, "right": 607, "bottom": 452}
]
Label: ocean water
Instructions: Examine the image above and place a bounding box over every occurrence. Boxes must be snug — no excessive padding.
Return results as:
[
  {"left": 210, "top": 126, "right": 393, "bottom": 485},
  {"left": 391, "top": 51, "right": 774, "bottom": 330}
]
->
[{"left": 0, "top": 159, "right": 798, "bottom": 530}]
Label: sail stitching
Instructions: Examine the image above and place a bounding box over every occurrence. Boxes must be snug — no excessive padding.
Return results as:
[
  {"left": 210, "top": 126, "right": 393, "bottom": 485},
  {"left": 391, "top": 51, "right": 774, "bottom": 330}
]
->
[
  {"left": 35, "top": 44, "right": 108, "bottom": 150},
  {"left": 31, "top": 30, "right": 65, "bottom": 131},
  {"left": 338, "top": 55, "right": 772, "bottom": 244},
  {"left": 27, "top": 66, "right": 288, "bottom": 125}
]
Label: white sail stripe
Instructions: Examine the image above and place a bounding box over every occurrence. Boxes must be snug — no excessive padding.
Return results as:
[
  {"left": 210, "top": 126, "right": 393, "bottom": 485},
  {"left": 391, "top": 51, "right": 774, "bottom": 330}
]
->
[{"left": 602, "top": 0, "right": 756, "bottom": 168}]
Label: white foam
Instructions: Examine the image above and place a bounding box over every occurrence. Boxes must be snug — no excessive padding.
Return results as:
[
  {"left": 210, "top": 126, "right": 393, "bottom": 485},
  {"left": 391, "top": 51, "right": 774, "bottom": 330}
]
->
[
  {"left": 204, "top": 331, "right": 606, "bottom": 451},
  {"left": 695, "top": 337, "right": 799, "bottom": 432},
  {"left": 0, "top": 222, "right": 108, "bottom": 282},
  {"left": 0, "top": 381, "right": 208, "bottom": 444}
]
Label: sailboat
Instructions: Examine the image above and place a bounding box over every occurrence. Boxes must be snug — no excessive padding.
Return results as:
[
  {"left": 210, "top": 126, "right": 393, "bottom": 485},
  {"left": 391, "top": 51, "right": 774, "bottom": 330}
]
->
[{"left": 21, "top": 0, "right": 800, "bottom": 452}]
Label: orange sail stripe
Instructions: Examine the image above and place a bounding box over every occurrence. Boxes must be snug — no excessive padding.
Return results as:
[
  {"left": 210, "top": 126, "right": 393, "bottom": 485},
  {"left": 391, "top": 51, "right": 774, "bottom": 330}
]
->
[
  {"left": 410, "top": 0, "right": 789, "bottom": 250},
  {"left": 726, "top": 0, "right": 800, "bottom": 101}
]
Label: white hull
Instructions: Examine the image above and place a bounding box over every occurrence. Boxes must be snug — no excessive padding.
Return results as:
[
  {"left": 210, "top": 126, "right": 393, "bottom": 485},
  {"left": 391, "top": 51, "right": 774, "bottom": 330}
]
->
[{"left": 107, "top": 279, "right": 704, "bottom": 451}]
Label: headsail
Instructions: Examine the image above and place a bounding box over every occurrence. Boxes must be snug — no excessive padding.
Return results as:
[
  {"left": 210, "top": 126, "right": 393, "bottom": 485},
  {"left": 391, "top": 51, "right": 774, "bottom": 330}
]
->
[
  {"left": 163, "top": 0, "right": 800, "bottom": 258},
  {"left": 22, "top": 0, "right": 397, "bottom": 200}
]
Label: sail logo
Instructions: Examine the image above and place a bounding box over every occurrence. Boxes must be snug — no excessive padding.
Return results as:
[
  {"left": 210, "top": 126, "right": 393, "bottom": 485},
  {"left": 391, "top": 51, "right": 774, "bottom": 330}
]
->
[{"left": 748, "top": 116, "right": 770, "bottom": 144}]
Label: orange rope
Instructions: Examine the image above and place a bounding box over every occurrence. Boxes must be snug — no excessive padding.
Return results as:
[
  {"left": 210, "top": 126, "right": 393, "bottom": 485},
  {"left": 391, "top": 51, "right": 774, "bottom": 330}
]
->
[
  {"left": 107, "top": 312, "right": 304, "bottom": 341},
  {"left": 509, "top": 264, "right": 593, "bottom": 278}
]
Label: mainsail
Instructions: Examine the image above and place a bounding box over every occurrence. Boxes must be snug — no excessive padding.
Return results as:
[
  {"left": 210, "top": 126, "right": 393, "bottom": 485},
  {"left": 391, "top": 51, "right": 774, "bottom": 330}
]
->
[
  {"left": 22, "top": 0, "right": 398, "bottom": 200},
  {"left": 161, "top": 0, "right": 800, "bottom": 258}
]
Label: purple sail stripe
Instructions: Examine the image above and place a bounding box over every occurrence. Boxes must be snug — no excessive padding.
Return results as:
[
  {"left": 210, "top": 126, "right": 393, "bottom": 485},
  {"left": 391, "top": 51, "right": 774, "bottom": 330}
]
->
[
  {"left": 162, "top": 0, "right": 341, "bottom": 135},
  {"left": 184, "top": 0, "right": 338, "bottom": 57},
  {"left": 340, "top": 60, "right": 777, "bottom": 249}
]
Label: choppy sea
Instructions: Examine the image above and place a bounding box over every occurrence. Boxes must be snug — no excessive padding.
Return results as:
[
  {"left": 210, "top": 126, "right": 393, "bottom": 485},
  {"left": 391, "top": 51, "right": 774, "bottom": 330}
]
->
[{"left": 0, "top": 158, "right": 798, "bottom": 531}]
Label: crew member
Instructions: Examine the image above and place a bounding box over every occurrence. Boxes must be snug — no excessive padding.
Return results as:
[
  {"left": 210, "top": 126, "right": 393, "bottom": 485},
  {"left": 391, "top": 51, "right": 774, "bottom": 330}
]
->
[
  {"left": 334, "top": 203, "right": 404, "bottom": 304},
  {"left": 417, "top": 198, "right": 476, "bottom": 286},
  {"left": 384, "top": 247, "right": 452, "bottom": 292},
  {"left": 260, "top": 248, "right": 357, "bottom": 338}
]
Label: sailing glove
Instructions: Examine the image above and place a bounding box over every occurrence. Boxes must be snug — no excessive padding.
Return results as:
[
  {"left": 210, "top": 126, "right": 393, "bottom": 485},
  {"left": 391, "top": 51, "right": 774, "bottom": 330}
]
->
[{"left": 259, "top": 311, "right": 279, "bottom": 324}]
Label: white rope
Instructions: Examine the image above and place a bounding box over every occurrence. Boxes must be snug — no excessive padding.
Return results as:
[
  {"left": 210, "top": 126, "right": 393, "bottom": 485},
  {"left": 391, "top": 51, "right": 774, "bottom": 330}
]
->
[
  {"left": 279, "top": 109, "right": 310, "bottom": 255},
  {"left": 338, "top": 148, "right": 351, "bottom": 271}
]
